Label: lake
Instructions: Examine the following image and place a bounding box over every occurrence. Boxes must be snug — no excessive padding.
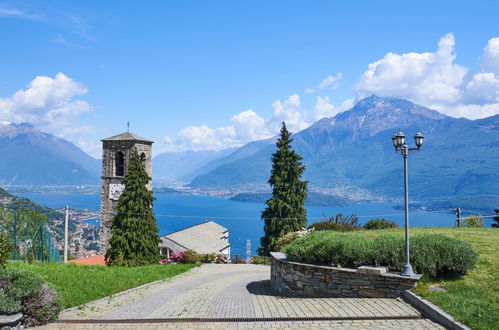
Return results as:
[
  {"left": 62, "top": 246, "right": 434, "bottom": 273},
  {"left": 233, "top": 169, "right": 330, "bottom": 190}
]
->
[{"left": 18, "top": 193, "right": 457, "bottom": 255}]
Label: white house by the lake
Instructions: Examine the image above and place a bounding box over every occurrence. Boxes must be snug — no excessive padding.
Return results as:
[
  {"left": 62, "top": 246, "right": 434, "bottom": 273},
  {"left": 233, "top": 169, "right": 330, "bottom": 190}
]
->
[{"left": 159, "top": 221, "right": 230, "bottom": 257}]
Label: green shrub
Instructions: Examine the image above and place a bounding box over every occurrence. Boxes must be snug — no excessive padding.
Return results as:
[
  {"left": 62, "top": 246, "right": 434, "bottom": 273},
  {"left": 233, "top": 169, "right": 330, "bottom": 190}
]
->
[
  {"left": 372, "top": 235, "right": 405, "bottom": 270},
  {"left": 0, "top": 234, "right": 12, "bottom": 268},
  {"left": 250, "top": 256, "right": 270, "bottom": 265},
  {"left": 364, "top": 218, "right": 398, "bottom": 230},
  {"left": 284, "top": 231, "right": 478, "bottom": 278},
  {"left": 0, "top": 267, "right": 58, "bottom": 326},
  {"left": 411, "top": 234, "right": 478, "bottom": 277},
  {"left": 181, "top": 250, "right": 201, "bottom": 263},
  {"left": 308, "top": 213, "right": 361, "bottom": 232},
  {"left": 200, "top": 253, "right": 217, "bottom": 263},
  {"left": 461, "top": 215, "right": 484, "bottom": 228}
]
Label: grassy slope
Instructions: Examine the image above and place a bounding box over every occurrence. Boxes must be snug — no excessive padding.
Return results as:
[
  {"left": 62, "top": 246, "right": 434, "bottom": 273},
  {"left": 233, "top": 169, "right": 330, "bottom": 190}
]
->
[
  {"left": 358, "top": 228, "right": 498, "bottom": 330},
  {"left": 7, "top": 262, "right": 196, "bottom": 309}
]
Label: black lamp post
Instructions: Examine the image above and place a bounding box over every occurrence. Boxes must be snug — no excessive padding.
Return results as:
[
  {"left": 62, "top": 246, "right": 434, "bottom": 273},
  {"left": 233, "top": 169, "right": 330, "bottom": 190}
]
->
[{"left": 392, "top": 129, "right": 424, "bottom": 277}]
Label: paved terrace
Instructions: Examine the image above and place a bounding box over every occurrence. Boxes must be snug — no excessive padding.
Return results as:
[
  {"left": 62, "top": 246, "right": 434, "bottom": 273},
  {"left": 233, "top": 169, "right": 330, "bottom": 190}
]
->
[{"left": 40, "top": 264, "right": 443, "bottom": 329}]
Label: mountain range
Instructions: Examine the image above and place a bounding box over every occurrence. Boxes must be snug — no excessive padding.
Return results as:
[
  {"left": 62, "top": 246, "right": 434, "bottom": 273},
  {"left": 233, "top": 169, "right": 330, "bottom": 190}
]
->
[
  {"left": 187, "top": 96, "right": 499, "bottom": 209},
  {"left": 1, "top": 96, "right": 498, "bottom": 211},
  {"left": 0, "top": 123, "right": 100, "bottom": 185}
]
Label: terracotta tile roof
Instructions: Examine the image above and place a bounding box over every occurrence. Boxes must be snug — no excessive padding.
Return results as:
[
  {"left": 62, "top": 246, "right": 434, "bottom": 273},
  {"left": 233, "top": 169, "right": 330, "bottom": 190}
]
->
[{"left": 68, "top": 254, "right": 106, "bottom": 266}]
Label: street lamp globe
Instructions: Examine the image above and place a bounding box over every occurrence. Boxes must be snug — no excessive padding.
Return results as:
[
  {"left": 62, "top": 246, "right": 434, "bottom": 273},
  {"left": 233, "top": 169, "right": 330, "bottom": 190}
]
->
[
  {"left": 392, "top": 133, "right": 399, "bottom": 149},
  {"left": 414, "top": 131, "right": 424, "bottom": 149},
  {"left": 396, "top": 131, "right": 406, "bottom": 147}
]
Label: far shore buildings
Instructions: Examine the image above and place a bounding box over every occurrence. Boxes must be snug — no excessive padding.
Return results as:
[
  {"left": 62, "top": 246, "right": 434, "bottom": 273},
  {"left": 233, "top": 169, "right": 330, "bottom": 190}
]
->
[{"left": 159, "top": 221, "right": 231, "bottom": 258}]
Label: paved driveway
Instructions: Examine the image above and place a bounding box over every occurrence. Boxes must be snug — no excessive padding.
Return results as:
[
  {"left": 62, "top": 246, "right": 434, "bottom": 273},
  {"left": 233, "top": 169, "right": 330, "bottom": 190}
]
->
[{"left": 41, "top": 264, "right": 443, "bottom": 329}]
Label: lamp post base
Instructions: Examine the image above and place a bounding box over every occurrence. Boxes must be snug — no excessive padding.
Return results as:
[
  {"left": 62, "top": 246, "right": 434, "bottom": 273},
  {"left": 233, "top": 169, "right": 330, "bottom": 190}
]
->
[{"left": 401, "top": 263, "right": 415, "bottom": 277}]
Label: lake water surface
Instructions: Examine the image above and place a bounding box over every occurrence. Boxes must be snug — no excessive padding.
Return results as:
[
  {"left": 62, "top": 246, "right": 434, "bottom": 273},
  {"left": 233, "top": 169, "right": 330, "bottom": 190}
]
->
[{"left": 18, "top": 193, "right": 456, "bottom": 255}]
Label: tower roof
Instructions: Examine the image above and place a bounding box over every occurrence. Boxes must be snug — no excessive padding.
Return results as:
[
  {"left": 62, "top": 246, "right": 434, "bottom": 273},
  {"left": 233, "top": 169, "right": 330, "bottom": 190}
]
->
[{"left": 101, "top": 132, "right": 153, "bottom": 143}]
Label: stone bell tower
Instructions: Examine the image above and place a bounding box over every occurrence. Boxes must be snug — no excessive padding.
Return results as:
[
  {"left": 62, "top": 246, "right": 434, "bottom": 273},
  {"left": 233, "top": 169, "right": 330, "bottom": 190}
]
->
[{"left": 99, "top": 132, "right": 153, "bottom": 253}]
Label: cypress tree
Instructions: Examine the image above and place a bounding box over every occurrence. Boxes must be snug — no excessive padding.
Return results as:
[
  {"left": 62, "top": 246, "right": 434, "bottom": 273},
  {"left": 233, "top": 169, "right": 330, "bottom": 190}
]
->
[
  {"left": 258, "top": 122, "right": 308, "bottom": 256},
  {"left": 105, "top": 149, "right": 160, "bottom": 266}
]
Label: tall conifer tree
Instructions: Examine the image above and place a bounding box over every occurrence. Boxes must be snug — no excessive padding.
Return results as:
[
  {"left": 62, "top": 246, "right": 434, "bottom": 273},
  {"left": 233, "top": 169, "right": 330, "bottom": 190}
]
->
[
  {"left": 258, "top": 122, "right": 308, "bottom": 256},
  {"left": 105, "top": 149, "right": 160, "bottom": 266}
]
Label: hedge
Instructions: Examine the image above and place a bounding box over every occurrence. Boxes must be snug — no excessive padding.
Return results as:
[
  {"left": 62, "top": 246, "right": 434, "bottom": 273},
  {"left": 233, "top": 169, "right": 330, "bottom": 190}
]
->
[{"left": 283, "top": 231, "right": 478, "bottom": 277}]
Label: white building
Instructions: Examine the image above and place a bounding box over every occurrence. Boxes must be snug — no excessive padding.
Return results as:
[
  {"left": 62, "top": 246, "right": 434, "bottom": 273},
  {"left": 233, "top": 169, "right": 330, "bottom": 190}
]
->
[{"left": 159, "top": 221, "right": 230, "bottom": 257}]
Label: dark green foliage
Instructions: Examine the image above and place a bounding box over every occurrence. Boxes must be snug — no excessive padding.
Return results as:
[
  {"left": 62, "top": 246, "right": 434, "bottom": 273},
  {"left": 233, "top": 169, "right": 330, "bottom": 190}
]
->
[
  {"left": 372, "top": 235, "right": 405, "bottom": 270},
  {"left": 411, "top": 234, "right": 479, "bottom": 277},
  {"left": 492, "top": 209, "right": 498, "bottom": 228},
  {"left": 106, "top": 150, "right": 160, "bottom": 267},
  {"left": 0, "top": 234, "right": 12, "bottom": 268},
  {"left": 259, "top": 123, "right": 308, "bottom": 256},
  {"left": 364, "top": 218, "right": 399, "bottom": 230},
  {"left": 284, "top": 231, "right": 478, "bottom": 278},
  {"left": 308, "top": 213, "right": 361, "bottom": 232},
  {"left": 0, "top": 267, "right": 58, "bottom": 326}
]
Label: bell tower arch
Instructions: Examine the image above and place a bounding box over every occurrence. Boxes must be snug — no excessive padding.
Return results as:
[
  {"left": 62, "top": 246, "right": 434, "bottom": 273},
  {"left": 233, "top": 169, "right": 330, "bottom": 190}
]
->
[{"left": 99, "top": 132, "right": 153, "bottom": 253}]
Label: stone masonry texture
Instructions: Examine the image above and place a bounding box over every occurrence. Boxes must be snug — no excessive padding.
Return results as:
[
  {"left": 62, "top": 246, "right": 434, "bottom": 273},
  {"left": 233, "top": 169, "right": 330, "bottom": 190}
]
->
[{"left": 270, "top": 252, "right": 421, "bottom": 298}]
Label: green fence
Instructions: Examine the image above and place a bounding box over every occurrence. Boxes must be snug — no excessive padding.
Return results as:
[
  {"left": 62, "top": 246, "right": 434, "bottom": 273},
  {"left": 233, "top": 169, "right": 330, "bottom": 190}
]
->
[{"left": 0, "top": 208, "right": 62, "bottom": 262}]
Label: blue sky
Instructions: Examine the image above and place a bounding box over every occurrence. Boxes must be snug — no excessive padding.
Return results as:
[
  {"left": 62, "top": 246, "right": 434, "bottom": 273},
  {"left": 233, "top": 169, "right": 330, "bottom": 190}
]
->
[{"left": 0, "top": 1, "right": 498, "bottom": 156}]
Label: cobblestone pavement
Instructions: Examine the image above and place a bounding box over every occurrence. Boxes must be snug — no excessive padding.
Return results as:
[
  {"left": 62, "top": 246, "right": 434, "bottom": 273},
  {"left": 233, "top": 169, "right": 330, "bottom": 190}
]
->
[{"left": 39, "top": 264, "right": 444, "bottom": 329}]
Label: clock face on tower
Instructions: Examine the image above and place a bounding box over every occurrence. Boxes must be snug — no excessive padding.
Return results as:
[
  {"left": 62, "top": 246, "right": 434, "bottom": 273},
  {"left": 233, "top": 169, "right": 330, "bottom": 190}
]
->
[{"left": 109, "top": 184, "right": 125, "bottom": 201}]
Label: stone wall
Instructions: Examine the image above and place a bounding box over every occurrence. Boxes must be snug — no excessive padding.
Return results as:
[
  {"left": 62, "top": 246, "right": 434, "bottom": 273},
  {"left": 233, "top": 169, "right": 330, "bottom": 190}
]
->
[{"left": 270, "top": 252, "right": 421, "bottom": 298}]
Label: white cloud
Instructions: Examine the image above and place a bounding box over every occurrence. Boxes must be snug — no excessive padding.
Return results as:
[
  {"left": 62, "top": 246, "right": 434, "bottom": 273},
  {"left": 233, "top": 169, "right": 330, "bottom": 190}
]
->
[
  {"left": 166, "top": 92, "right": 355, "bottom": 151},
  {"left": 480, "top": 37, "right": 499, "bottom": 74},
  {"left": 0, "top": 73, "right": 97, "bottom": 153},
  {"left": 268, "top": 94, "right": 309, "bottom": 133},
  {"left": 167, "top": 34, "right": 499, "bottom": 151},
  {"left": 318, "top": 73, "right": 343, "bottom": 90},
  {"left": 355, "top": 34, "right": 499, "bottom": 119},
  {"left": 313, "top": 96, "right": 336, "bottom": 120}
]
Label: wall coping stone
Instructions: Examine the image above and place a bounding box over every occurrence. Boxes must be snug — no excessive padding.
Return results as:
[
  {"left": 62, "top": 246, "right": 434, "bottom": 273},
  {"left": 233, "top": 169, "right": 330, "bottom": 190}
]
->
[{"left": 357, "top": 266, "right": 387, "bottom": 274}]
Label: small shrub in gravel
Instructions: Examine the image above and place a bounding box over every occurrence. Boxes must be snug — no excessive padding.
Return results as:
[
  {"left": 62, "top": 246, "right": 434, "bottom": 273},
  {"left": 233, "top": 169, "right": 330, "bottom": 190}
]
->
[{"left": 0, "top": 267, "right": 58, "bottom": 326}]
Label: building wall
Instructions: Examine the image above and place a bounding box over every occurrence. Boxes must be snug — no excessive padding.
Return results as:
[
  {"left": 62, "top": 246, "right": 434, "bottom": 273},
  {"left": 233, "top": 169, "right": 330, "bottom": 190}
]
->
[
  {"left": 100, "top": 140, "right": 152, "bottom": 253},
  {"left": 159, "top": 237, "right": 187, "bottom": 256}
]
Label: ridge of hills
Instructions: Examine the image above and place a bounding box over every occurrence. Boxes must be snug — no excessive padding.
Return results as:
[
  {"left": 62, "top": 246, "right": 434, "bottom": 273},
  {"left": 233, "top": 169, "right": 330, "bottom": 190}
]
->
[
  {"left": 0, "top": 123, "right": 100, "bottom": 185},
  {"left": 1, "top": 96, "right": 498, "bottom": 212},
  {"left": 187, "top": 96, "right": 499, "bottom": 210}
]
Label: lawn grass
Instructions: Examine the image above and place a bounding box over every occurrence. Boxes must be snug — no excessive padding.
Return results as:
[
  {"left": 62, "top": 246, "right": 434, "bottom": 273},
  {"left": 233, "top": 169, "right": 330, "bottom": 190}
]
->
[
  {"left": 7, "top": 262, "right": 196, "bottom": 309},
  {"left": 358, "top": 228, "right": 498, "bottom": 330}
]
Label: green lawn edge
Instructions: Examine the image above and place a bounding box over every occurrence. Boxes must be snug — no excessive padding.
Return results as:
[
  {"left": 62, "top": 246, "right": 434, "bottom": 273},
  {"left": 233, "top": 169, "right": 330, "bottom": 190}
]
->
[
  {"left": 357, "top": 228, "right": 498, "bottom": 330},
  {"left": 6, "top": 262, "right": 196, "bottom": 310}
]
